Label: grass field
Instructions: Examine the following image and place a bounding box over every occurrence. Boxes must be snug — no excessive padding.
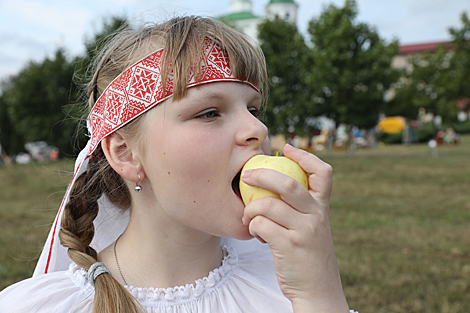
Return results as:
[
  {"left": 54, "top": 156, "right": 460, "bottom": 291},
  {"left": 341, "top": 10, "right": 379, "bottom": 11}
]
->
[{"left": 1, "top": 136, "right": 469, "bottom": 312}]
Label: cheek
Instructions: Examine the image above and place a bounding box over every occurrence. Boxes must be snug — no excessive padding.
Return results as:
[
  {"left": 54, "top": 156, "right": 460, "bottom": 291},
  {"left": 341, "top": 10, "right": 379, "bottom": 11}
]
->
[
  {"left": 165, "top": 128, "right": 228, "bottom": 166},
  {"left": 145, "top": 129, "right": 228, "bottom": 192}
]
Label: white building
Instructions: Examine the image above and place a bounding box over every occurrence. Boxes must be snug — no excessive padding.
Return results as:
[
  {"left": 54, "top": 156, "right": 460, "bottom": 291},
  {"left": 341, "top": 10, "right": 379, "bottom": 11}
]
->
[
  {"left": 265, "top": 0, "right": 298, "bottom": 24},
  {"left": 220, "top": 0, "right": 298, "bottom": 42}
]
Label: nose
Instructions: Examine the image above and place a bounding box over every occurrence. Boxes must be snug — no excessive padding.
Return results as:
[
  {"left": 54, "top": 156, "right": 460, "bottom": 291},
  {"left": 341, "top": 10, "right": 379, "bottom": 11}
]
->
[{"left": 236, "top": 111, "right": 268, "bottom": 148}]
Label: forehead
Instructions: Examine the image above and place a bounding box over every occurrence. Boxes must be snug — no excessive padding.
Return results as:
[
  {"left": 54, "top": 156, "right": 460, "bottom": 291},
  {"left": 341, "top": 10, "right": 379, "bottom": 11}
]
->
[{"left": 160, "top": 82, "right": 261, "bottom": 109}]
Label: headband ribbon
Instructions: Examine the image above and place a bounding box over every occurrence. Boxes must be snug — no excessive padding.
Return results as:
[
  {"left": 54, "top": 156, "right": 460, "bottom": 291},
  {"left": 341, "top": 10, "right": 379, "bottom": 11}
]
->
[
  {"left": 34, "top": 39, "right": 260, "bottom": 276},
  {"left": 88, "top": 39, "right": 259, "bottom": 155}
]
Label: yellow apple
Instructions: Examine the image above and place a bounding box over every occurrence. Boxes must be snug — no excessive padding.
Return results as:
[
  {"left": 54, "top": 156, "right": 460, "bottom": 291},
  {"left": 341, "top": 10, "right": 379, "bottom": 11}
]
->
[{"left": 239, "top": 153, "right": 309, "bottom": 205}]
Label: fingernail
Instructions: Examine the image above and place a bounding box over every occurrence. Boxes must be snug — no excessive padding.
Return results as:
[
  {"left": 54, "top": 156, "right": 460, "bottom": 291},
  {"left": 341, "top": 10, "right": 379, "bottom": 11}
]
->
[
  {"left": 242, "top": 169, "right": 252, "bottom": 179},
  {"left": 285, "top": 143, "right": 294, "bottom": 150}
]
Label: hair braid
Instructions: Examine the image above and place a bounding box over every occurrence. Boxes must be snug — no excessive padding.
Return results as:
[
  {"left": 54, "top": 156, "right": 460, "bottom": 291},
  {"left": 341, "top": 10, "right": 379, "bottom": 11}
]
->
[
  {"left": 59, "top": 149, "right": 143, "bottom": 313},
  {"left": 59, "top": 153, "right": 100, "bottom": 269}
]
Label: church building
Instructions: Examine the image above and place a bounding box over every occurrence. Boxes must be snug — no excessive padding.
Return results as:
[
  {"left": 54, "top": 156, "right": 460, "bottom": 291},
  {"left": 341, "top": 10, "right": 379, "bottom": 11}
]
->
[{"left": 219, "top": 0, "right": 298, "bottom": 42}]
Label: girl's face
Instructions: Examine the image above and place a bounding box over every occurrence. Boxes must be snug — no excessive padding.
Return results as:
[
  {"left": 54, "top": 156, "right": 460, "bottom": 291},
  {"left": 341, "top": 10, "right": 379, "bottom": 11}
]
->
[{"left": 140, "top": 82, "right": 268, "bottom": 240}]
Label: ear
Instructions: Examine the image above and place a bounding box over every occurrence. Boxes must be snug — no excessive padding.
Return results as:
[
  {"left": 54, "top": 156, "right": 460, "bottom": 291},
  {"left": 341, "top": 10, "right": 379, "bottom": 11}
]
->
[{"left": 101, "top": 132, "right": 144, "bottom": 183}]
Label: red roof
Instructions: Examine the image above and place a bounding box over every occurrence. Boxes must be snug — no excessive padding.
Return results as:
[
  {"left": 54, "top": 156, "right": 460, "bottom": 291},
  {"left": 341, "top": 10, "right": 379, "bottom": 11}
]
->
[{"left": 399, "top": 41, "right": 453, "bottom": 55}]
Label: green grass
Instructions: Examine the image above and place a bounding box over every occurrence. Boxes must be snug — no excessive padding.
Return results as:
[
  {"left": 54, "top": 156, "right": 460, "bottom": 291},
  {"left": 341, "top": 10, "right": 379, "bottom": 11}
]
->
[
  {"left": 0, "top": 161, "right": 73, "bottom": 288},
  {"left": 1, "top": 137, "right": 469, "bottom": 312},
  {"left": 321, "top": 136, "right": 470, "bottom": 313}
]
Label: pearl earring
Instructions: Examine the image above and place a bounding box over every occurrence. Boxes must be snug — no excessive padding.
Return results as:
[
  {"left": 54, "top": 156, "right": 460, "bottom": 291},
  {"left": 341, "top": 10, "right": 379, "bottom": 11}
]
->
[{"left": 135, "top": 174, "right": 142, "bottom": 193}]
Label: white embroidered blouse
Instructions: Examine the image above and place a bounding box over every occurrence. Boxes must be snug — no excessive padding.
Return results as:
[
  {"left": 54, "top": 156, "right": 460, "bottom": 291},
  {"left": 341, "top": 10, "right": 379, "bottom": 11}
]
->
[
  {"left": 0, "top": 245, "right": 359, "bottom": 313},
  {"left": 0, "top": 246, "right": 292, "bottom": 312}
]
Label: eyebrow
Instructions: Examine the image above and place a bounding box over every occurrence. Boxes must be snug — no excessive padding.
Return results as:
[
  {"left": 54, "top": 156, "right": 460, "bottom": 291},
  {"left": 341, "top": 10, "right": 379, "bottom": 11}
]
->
[
  {"left": 204, "top": 91, "right": 225, "bottom": 101},
  {"left": 202, "top": 90, "right": 262, "bottom": 102}
]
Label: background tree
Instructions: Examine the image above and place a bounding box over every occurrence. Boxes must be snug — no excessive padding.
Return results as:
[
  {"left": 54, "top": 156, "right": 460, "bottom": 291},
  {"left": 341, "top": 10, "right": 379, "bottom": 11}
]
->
[
  {"left": 308, "top": 0, "right": 399, "bottom": 129},
  {"left": 0, "top": 49, "right": 78, "bottom": 155},
  {"left": 0, "top": 94, "right": 16, "bottom": 155},
  {"left": 447, "top": 12, "right": 470, "bottom": 110},
  {"left": 258, "top": 18, "right": 315, "bottom": 135},
  {"left": 392, "top": 12, "right": 470, "bottom": 122},
  {"left": 0, "top": 16, "right": 127, "bottom": 157},
  {"left": 388, "top": 45, "right": 456, "bottom": 120}
]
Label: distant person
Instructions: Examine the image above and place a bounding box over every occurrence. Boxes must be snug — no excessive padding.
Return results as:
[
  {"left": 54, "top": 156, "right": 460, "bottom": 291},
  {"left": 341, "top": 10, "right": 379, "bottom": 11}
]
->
[
  {"left": 49, "top": 148, "right": 59, "bottom": 161},
  {"left": 0, "top": 16, "right": 356, "bottom": 313},
  {"left": 443, "top": 127, "right": 459, "bottom": 145}
]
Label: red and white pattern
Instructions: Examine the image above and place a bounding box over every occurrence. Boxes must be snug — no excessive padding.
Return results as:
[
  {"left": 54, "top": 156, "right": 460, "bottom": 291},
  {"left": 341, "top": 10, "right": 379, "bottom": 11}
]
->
[{"left": 87, "top": 40, "right": 259, "bottom": 155}]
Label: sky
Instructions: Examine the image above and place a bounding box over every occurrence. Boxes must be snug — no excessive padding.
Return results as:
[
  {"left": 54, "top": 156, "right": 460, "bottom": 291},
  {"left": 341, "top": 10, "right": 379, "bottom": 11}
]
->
[{"left": 0, "top": 0, "right": 469, "bottom": 82}]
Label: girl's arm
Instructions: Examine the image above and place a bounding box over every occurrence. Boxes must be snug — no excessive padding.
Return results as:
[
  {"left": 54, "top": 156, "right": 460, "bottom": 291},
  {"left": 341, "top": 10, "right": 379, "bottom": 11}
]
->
[{"left": 241, "top": 144, "right": 350, "bottom": 313}]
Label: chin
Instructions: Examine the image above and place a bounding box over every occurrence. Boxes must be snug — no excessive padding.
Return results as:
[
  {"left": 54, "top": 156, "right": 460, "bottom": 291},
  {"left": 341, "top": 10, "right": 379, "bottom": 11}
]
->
[{"left": 206, "top": 194, "right": 251, "bottom": 240}]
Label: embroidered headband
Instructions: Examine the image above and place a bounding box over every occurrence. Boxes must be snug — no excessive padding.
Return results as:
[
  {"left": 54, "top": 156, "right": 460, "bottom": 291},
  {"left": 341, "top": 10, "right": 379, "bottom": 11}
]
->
[
  {"left": 34, "top": 39, "right": 261, "bottom": 276},
  {"left": 87, "top": 39, "right": 259, "bottom": 155}
]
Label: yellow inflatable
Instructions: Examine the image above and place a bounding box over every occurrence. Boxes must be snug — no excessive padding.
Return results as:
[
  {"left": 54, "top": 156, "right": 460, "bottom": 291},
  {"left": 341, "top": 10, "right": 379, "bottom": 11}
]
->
[{"left": 378, "top": 116, "right": 406, "bottom": 133}]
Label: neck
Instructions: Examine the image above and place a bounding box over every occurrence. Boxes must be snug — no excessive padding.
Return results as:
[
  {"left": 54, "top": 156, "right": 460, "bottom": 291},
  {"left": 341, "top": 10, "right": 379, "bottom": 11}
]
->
[{"left": 100, "top": 202, "right": 223, "bottom": 288}]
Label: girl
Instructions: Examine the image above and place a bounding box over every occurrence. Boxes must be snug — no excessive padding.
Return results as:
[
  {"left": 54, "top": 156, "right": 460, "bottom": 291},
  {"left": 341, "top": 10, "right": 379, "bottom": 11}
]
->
[{"left": 0, "top": 16, "right": 356, "bottom": 313}]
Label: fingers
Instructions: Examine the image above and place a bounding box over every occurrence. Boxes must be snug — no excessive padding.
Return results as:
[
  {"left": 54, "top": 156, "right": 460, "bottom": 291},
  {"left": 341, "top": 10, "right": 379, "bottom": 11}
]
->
[
  {"left": 282, "top": 144, "right": 331, "bottom": 176},
  {"left": 241, "top": 144, "right": 333, "bottom": 213},
  {"left": 245, "top": 196, "right": 330, "bottom": 253},
  {"left": 242, "top": 168, "right": 314, "bottom": 214},
  {"left": 283, "top": 144, "right": 333, "bottom": 203},
  {"left": 243, "top": 196, "right": 299, "bottom": 230},
  {"left": 248, "top": 214, "right": 290, "bottom": 246}
]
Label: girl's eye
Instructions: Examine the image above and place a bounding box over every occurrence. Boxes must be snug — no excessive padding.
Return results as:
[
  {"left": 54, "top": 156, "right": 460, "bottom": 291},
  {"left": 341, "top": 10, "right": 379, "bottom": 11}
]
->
[
  {"left": 196, "top": 109, "right": 220, "bottom": 120},
  {"left": 249, "top": 107, "right": 260, "bottom": 118}
]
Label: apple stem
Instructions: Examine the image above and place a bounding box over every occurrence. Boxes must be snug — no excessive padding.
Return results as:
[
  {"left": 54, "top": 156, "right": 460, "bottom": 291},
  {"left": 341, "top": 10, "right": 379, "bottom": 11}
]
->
[{"left": 275, "top": 151, "right": 280, "bottom": 157}]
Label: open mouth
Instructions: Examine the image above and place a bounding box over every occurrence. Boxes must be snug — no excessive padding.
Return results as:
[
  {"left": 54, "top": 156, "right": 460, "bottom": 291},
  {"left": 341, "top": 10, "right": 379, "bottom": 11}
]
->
[{"left": 232, "top": 170, "right": 242, "bottom": 201}]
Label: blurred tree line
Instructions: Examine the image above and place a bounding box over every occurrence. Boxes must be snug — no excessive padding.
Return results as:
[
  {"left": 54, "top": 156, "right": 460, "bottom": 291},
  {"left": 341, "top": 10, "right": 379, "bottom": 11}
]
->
[
  {"left": 259, "top": 0, "right": 470, "bottom": 137},
  {"left": 259, "top": 0, "right": 399, "bottom": 135},
  {"left": 0, "top": 0, "right": 469, "bottom": 156},
  {"left": 389, "top": 12, "right": 470, "bottom": 122},
  {"left": 0, "top": 17, "right": 126, "bottom": 156}
]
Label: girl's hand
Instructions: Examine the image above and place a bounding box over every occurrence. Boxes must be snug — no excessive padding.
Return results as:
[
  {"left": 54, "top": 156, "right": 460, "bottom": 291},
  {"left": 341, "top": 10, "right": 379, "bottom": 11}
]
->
[{"left": 241, "top": 144, "right": 349, "bottom": 313}]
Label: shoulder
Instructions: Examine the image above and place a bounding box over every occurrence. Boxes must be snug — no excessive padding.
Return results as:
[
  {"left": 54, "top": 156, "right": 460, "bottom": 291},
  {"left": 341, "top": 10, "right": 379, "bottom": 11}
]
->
[{"left": 0, "top": 265, "right": 93, "bottom": 313}]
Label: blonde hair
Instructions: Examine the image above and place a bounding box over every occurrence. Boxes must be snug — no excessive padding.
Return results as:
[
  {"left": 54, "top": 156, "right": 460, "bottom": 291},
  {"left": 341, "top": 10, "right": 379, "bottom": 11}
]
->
[{"left": 59, "top": 15, "right": 268, "bottom": 313}]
